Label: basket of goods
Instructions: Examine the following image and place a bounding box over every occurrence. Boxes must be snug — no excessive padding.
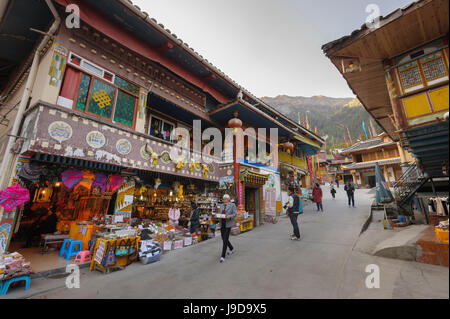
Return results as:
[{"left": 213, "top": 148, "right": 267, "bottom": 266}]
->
[
  {"left": 435, "top": 220, "right": 449, "bottom": 244},
  {"left": 153, "top": 233, "right": 169, "bottom": 246}
]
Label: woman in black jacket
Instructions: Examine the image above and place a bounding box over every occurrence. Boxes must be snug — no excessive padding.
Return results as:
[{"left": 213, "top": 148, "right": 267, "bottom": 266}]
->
[{"left": 189, "top": 201, "right": 200, "bottom": 235}]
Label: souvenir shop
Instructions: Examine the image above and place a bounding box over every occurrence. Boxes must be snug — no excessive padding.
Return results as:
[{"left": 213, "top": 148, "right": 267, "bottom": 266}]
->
[{"left": 1, "top": 155, "right": 221, "bottom": 275}]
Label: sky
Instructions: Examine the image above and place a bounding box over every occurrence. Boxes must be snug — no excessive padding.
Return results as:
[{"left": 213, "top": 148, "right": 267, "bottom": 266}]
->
[{"left": 133, "top": 0, "right": 414, "bottom": 98}]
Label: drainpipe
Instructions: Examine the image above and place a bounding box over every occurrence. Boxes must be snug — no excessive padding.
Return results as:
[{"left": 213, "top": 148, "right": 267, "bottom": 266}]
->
[{"left": 0, "top": 0, "right": 61, "bottom": 189}]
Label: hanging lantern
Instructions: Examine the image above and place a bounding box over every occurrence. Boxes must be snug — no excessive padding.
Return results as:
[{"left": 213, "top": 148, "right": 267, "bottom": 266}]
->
[
  {"left": 228, "top": 110, "right": 242, "bottom": 132},
  {"left": 283, "top": 141, "right": 294, "bottom": 154}
]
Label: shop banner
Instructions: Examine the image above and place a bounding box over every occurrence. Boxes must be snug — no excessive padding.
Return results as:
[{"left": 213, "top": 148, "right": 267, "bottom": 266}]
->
[{"left": 264, "top": 188, "right": 276, "bottom": 216}]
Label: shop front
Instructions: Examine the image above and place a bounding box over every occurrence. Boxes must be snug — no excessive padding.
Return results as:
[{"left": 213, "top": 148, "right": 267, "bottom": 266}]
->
[{"left": 0, "top": 103, "right": 221, "bottom": 274}]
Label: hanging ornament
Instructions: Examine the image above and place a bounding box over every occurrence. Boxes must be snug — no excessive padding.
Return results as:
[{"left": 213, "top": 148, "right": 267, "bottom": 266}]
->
[
  {"left": 154, "top": 178, "right": 161, "bottom": 190},
  {"left": 175, "top": 157, "right": 186, "bottom": 170},
  {"left": 202, "top": 163, "right": 209, "bottom": 179},
  {"left": 189, "top": 159, "right": 196, "bottom": 172},
  {"left": 228, "top": 110, "right": 242, "bottom": 133},
  {"left": 283, "top": 141, "right": 294, "bottom": 154}
]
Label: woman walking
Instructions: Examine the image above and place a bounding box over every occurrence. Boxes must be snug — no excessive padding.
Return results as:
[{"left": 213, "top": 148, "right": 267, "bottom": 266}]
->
[
  {"left": 312, "top": 183, "right": 323, "bottom": 212},
  {"left": 216, "top": 194, "right": 237, "bottom": 263},
  {"left": 189, "top": 201, "right": 200, "bottom": 235}
]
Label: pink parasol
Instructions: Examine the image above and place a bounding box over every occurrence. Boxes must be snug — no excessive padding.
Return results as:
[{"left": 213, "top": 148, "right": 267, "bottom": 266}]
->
[
  {"left": 0, "top": 184, "right": 30, "bottom": 212},
  {"left": 61, "top": 169, "right": 83, "bottom": 190}
]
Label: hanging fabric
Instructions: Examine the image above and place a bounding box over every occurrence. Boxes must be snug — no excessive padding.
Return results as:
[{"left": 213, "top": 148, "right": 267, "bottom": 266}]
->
[
  {"left": 92, "top": 173, "right": 107, "bottom": 193},
  {"left": 61, "top": 169, "right": 83, "bottom": 190}
]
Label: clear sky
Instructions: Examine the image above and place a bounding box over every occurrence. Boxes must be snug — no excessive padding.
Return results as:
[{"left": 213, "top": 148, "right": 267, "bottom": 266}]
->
[{"left": 133, "top": 0, "right": 414, "bottom": 98}]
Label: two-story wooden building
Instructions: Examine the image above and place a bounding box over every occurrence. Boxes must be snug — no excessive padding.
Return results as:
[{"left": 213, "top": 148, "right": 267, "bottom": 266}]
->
[
  {"left": 323, "top": 0, "right": 448, "bottom": 197},
  {"left": 0, "top": 0, "right": 323, "bottom": 256}
]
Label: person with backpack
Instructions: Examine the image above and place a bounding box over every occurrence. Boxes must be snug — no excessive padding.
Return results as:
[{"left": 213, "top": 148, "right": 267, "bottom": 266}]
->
[
  {"left": 284, "top": 187, "right": 301, "bottom": 241},
  {"left": 344, "top": 181, "right": 355, "bottom": 207}
]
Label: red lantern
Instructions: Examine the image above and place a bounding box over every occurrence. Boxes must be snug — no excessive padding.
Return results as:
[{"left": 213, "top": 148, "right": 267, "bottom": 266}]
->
[
  {"left": 284, "top": 141, "right": 294, "bottom": 154},
  {"left": 228, "top": 110, "right": 242, "bottom": 132}
]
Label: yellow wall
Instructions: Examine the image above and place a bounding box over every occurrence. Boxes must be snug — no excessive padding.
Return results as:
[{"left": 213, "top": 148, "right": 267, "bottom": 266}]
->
[{"left": 279, "top": 151, "right": 308, "bottom": 170}]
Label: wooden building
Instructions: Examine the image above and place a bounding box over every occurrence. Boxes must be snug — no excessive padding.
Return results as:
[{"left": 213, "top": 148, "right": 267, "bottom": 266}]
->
[
  {"left": 323, "top": 0, "right": 448, "bottom": 203},
  {"left": 340, "top": 133, "right": 405, "bottom": 188},
  {"left": 0, "top": 0, "right": 323, "bottom": 253}
]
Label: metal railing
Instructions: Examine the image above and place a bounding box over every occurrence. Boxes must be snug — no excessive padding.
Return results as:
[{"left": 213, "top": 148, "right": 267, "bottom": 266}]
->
[{"left": 393, "top": 163, "right": 427, "bottom": 206}]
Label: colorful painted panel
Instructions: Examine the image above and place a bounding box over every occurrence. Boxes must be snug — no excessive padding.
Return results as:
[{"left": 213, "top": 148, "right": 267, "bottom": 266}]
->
[
  {"left": 429, "top": 86, "right": 449, "bottom": 112},
  {"left": 399, "top": 61, "right": 423, "bottom": 89},
  {"left": 113, "top": 90, "right": 136, "bottom": 127},
  {"left": 76, "top": 73, "right": 92, "bottom": 111},
  {"left": 0, "top": 222, "right": 12, "bottom": 255},
  {"left": 87, "top": 79, "right": 115, "bottom": 119},
  {"left": 48, "top": 44, "right": 68, "bottom": 87},
  {"left": 420, "top": 52, "right": 448, "bottom": 82},
  {"left": 402, "top": 93, "right": 431, "bottom": 118},
  {"left": 138, "top": 89, "right": 148, "bottom": 120},
  {"left": 114, "top": 181, "right": 135, "bottom": 220},
  {"left": 114, "top": 77, "right": 139, "bottom": 95}
]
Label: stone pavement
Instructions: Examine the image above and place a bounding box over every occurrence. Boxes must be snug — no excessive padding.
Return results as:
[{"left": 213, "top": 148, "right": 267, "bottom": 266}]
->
[{"left": 2, "top": 187, "right": 448, "bottom": 299}]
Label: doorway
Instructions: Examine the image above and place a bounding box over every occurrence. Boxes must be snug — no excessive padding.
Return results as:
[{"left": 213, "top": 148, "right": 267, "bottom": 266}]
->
[{"left": 245, "top": 186, "right": 260, "bottom": 226}]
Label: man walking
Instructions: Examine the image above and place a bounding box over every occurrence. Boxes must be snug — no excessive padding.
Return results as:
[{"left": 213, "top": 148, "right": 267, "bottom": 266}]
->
[
  {"left": 344, "top": 181, "right": 355, "bottom": 207},
  {"left": 284, "top": 187, "right": 301, "bottom": 240}
]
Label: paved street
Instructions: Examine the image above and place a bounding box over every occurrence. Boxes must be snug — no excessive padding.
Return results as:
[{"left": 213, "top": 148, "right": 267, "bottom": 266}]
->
[{"left": 3, "top": 187, "right": 449, "bottom": 299}]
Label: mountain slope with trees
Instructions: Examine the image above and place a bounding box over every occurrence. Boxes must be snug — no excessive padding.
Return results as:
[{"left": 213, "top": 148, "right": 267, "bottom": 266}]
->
[{"left": 261, "top": 95, "right": 382, "bottom": 151}]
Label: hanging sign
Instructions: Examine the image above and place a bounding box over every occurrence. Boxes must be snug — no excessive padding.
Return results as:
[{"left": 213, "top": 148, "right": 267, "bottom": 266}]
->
[
  {"left": 48, "top": 121, "right": 73, "bottom": 142},
  {"left": 94, "top": 240, "right": 106, "bottom": 264},
  {"left": 86, "top": 131, "right": 106, "bottom": 149}
]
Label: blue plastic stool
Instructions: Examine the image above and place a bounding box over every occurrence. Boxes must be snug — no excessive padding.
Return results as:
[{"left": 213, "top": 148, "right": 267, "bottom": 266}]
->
[
  {"left": 59, "top": 239, "right": 83, "bottom": 260},
  {"left": 0, "top": 276, "right": 30, "bottom": 296},
  {"left": 58, "top": 238, "right": 75, "bottom": 258}
]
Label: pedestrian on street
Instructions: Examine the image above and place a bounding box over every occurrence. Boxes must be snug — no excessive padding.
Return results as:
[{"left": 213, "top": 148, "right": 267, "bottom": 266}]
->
[
  {"left": 330, "top": 185, "right": 336, "bottom": 199},
  {"left": 312, "top": 183, "right": 323, "bottom": 212},
  {"left": 344, "top": 181, "right": 355, "bottom": 207},
  {"left": 217, "top": 194, "right": 237, "bottom": 263},
  {"left": 284, "top": 187, "right": 301, "bottom": 240},
  {"left": 189, "top": 201, "right": 200, "bottom": 235}
]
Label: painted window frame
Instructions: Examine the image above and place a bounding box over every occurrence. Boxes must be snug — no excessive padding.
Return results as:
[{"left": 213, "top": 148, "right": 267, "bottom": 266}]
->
[
  {"left": 148, "top": 114, "right": 176, "bottom": 142},
  {"left": 62, "top": 52, "right": 140, "bottom": 129}
]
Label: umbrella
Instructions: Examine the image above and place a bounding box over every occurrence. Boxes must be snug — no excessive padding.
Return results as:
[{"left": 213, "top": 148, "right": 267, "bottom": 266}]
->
[
  {"left": 0, "top": 184, "right": 30, "bottom": 212},
  {"left": 61, "top": 169, "right": 83, "bottom": 190},
  {"left": 108, "top": 175, "right": 124, "bottom": 192},
  {"left": 375, "top": 162, "right": 394, "bottom": 204},
  {"left": 92, "top": 173, "right": 107, "bottom": 193}
]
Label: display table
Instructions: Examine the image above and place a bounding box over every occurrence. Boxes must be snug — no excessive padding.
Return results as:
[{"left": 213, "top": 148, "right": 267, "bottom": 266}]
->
[
  {"left": 69, "top": 223, "right": 96, "bottom": 250},
  {"left": 90, "top": 236, "right": 140, "bottom": 274},
  {"left": 237, "top": 218, "right": 253, "bottom": 232}
]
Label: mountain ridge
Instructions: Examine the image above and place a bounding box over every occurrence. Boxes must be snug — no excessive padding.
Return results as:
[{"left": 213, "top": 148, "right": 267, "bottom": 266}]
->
[{"left": 260, "top": 95, "right": 380, "bottom": 150}]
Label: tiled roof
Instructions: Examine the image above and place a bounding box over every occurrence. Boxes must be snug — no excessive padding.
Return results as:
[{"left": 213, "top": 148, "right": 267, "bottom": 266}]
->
[
  {"left": 340, "top": 138, "right": 396, "bottom": 155},
  {"left": 343, "top": 157, "right": 401, "bottom": 170}
]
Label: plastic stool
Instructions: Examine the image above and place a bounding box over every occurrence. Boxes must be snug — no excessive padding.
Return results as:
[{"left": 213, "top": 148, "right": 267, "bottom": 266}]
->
[
  {"left": 60, "top": 240, "right": 83, "bottom": 260},
  {"left": 0, "top": 276, "right": 30, "bottom": 296},
  {"left": 58, "top": 238, "right": 75, "bottom": 258},
  {"left": 74, "top": 250, "right": 92, "bottom": 263}
]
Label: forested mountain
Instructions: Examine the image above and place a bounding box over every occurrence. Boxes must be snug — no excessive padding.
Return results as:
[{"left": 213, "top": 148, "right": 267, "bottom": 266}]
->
[{"left": 261, "top": 95, "right": 383, "bottom": 151}]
